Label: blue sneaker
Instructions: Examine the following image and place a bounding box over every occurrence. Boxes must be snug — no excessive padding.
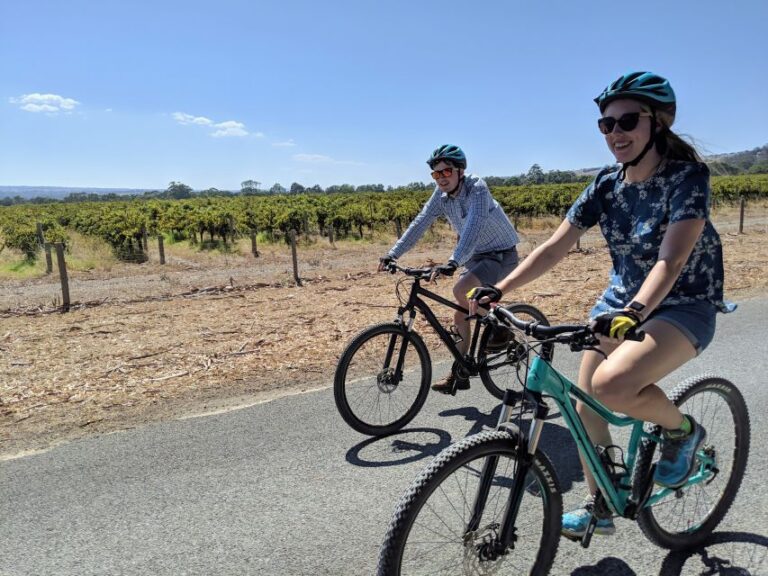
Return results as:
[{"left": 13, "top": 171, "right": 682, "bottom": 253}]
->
[
  {"left": 654, "top": 415, "right": 707, "bottom": 488},
  {"left": 561, "top": 497, "right": 616, "bottom": 538}
]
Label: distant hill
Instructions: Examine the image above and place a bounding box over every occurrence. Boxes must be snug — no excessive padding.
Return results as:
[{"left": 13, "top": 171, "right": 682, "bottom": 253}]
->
[
  {"left": 704, "top": 145, "right": 768, "bottom": 175},
  {"left": 1, "top": 143, "right": 765, "bottom": 202},
  {"left": 577, "top": 144, "right": 768, "bottom": 177},
  {"left": 0, "top": 185, "right": 156, "bottom": 200}
]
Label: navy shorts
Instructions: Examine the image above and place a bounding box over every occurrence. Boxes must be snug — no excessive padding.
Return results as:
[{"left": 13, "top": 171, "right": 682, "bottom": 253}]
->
[
  {"left": 590, "top": 300, "right": 718, "bottom": 355},
  {"left": 461, "top": 247, "right": 519, "bottom": 285}
]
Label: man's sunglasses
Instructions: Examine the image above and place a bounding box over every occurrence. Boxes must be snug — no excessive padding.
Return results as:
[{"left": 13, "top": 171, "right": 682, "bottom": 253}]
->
[
  {"left": 431, "top": 167, "right": 455, "bottom": 180},
  {"left": 597, "top": 112, "right": 652, "bottom": 135}
]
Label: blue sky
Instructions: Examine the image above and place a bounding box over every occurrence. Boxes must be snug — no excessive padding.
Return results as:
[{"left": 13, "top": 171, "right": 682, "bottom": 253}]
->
[{"left": 1, "top": 0, "right": 766, "bottom": 191}]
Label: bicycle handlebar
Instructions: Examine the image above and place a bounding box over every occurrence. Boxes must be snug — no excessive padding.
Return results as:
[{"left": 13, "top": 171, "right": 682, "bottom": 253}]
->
[
  {"left": 492, "top": 304, "right": 645, "bottom": 343},
  {"left": 384, "top": 262, "right": 438, "bottom": 280}
]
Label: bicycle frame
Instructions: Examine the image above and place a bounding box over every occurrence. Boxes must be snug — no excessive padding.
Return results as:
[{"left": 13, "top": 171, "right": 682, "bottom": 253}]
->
[
  {"left": 395, "top": 277, "right": 484, "bottom": 374},
  {"left": 475, "top": 354, "right": 717, "bottom": 554},
  {"left": 525, "top": 356, "right": 714, "bottom": 515}
]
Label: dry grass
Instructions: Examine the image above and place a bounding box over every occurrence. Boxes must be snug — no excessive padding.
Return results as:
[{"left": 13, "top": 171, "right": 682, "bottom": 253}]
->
[{"left": 1, "top": 212, "right": 766, "bottom": 458}]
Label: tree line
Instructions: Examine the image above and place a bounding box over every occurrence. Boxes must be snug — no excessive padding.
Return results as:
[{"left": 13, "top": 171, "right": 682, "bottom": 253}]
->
[{"left": 2, "top": 174, "right": 766, "bottom": 264}]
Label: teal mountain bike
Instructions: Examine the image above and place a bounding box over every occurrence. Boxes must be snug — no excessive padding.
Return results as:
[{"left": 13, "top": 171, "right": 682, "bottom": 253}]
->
[{"left": 377, "top": 304, "right": 750, "bottom": 575}]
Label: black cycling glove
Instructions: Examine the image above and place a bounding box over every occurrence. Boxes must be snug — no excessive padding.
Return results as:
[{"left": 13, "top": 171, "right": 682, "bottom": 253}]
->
[
  {"left": 434, "top": 260, "right": 458, "bottom": 277},
  {"left": 592, "top": 309, "right": 642, "bottom": 339}
]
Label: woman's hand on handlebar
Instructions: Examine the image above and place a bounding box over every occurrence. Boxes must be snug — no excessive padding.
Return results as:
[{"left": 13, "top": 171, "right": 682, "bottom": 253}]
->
[
  {"left": 590, "top": 309, "right": 644, "bottom": 342},
  {"left": 466, "top": 284, "right": 502, "bottom": 315}
]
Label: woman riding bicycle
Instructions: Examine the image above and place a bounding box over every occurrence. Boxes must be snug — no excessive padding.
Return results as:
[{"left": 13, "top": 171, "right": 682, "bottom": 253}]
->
[
  {"left": 469, "top": 71, "right": 733, "bottom": 538},
  {"left": 378, "top": 144, "right": 521, "bottom": 394}
]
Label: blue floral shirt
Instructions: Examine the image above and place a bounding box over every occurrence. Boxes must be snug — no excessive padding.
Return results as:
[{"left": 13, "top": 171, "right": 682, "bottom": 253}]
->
[{"left": 566, "top": 160, "right": 730, "bottom": 313}]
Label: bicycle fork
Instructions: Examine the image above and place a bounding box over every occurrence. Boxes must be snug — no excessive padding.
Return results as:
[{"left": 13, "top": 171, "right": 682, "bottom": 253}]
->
[{"left": 465, "top": 390, "right": 549, "bottom": 560}]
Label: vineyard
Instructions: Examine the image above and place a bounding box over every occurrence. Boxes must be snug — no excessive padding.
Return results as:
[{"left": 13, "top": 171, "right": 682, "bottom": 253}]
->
[{"left": 1, "top": 174, "right": 767, "bottom": 264}]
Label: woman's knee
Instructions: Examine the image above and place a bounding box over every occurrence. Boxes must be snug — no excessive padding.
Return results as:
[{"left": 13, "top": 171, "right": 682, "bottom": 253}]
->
[{"left": 590, "top": 366, "right": 636, "bottom": 408}]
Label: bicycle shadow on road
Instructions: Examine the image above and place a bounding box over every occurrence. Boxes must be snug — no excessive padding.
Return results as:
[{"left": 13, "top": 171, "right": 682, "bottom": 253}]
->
[
  {"left": 564, "top": 531, "right": 768, "bottom": 575},
  {"left": 345, "top": 427, "right": 453, "bottom": 468},
  {"left": 659, "top": 531, "right": 768, "bottom": 576},
  {"left": 439, "top": 404, "right": 585, "bottom": 492}
]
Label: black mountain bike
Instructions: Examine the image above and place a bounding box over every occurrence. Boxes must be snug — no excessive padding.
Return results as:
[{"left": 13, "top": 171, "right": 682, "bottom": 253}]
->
[{"left": 333, "top": 263, "right": 552, "bottom": 436}]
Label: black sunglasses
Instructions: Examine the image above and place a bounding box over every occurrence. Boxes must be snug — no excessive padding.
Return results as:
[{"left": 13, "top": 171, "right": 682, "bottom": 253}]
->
[{"left": 597, "top": 112, "right": 652, "bottom": 135}]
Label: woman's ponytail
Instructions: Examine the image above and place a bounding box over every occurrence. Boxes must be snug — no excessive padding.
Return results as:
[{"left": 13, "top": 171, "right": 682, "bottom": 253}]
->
[{"left": 657, "top": 126, "right": 702, "bottom": 163}]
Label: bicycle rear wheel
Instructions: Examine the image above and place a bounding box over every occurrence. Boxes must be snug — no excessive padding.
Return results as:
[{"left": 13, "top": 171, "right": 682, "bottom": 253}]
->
[
  {"left": 377, "top": 430, "right": 562, "bottom": 576},
  {"left": 334, "top": 323, "right": 431, "bottom": 436},
  {"left": 478, "top": 303, "right": 553, "bottom": 400},
  {"left": 633, "top": 375, "right": 750, "bottom": 550}
]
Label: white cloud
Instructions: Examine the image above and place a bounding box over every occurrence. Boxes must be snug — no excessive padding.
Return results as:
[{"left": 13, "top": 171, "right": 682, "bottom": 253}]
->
[
  {"left": 173, "top": 112, "right": 213, "bottom": 126},
  {"left": 294, "top": 153, "right": 334, "bottom": 163},
  {"left": 273, "top": 139, "right": 296, "bottom": 147},
  {"left": 174, "top": 112, "right": 257, "bottom": 138},
  {"left": 10, "top": 93, "right": 80, "bottom": 113},
  {"left": 211, "top": 120, "right": 248, "bottom": 138}
]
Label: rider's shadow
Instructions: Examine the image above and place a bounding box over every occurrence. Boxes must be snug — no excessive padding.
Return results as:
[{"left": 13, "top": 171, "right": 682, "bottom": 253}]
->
[
  {"left": 439, "top": 404, "right": 584, "bottom": 493},
  {"left": 659, "top": 531, "right": 768, "bottom": 576},
  {"left": 345, "top": 427, "right": 453, "bottom": 468},
  {"left": 571, "top": 558, "right": 636, "bottom": 575}
]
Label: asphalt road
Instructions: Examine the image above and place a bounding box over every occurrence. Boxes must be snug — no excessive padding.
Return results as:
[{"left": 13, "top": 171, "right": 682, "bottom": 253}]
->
[{"left": 2, "top": 298, "right": 767, "bottom": 575}]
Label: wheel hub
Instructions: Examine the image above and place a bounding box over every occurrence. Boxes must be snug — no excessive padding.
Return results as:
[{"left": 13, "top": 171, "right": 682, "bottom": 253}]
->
[{"left": 376, "top": 369, "right": 399, "bottom": 393}]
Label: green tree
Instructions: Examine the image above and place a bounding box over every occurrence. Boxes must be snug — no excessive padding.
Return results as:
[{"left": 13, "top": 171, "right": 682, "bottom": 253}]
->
[
  {"left": 167, "top": 181, "right": 193, "bottom": 199},
  {"left": 241, "top": 180, "right": 261, "bottom": 194},
  {"left": 269, "top": 183, "right": 287, "bottom": 195},
  {"left": 525, "top": 164, "right": 545, "bottom": 185}
]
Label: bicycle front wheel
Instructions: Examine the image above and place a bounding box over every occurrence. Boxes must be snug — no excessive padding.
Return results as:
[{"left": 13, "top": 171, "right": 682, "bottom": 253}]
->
[
  {"left": 478, "top": 303, "right": 553, "bottom": 400},
  {"left": 377, "top": 430, "right": 562, "bottom": 576},
  {"left": 334, "top": 323, "right": 431, "bottom": 436},
  {"left": 633, "top": 375, "right": 750, "bottom": 550}
]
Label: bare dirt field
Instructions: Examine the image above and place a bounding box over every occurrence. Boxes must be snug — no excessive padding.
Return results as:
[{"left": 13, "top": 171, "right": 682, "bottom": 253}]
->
[{"left": 2, "top": 212, "right": 766, "bottom": 458}]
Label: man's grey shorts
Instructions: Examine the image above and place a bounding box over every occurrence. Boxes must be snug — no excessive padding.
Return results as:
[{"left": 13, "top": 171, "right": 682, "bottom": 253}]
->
[{"left": 460, "top": 247, "right": 519, "bottom": 285}]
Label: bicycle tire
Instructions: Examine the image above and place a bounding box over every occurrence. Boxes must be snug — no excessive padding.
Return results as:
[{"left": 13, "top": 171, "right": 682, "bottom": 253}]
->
[
  {"left": 377, "top": 430, "right": 562, "bottom": 576},
  {"left": 478, "top": 303, "right": 554, "bottom": 400},
  {"left": 334, "top": 323, "right": 431, "bottom": 436},
  {"left": 633, "top": 374, "right": 750, "bottom": 550}
]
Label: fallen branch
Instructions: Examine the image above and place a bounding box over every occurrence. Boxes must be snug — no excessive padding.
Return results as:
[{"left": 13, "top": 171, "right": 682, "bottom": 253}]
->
[
  {"left": 149, "top": 371, "right": 189, "bottom": 382},
  {"left": 128, "top": 343, "right": 182, "bottom": 361}
]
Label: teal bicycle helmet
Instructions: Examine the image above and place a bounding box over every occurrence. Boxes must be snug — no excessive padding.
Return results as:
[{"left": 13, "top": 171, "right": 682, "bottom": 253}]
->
[
  {"left": 595, "top": 72, "right": 677, "bottom": 171},
  {"left": 594, "top": 71, "right": 676, "bottom": 123},
  {"left": 427, "top": 144, "right": 467, "bottom": 169}
]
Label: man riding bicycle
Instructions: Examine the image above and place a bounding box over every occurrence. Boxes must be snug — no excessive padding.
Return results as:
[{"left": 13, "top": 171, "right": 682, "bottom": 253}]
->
[{"left": 378, "top": 144, "right": 520, "bottom": 394}]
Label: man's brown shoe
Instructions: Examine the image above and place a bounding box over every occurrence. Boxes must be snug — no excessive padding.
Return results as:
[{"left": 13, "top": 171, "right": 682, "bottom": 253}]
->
[{"left": 431, "top": 371, "right": 470, "bottom": 395}]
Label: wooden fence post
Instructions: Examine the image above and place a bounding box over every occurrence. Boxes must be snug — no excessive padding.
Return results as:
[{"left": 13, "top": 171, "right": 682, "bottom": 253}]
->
[
  {"left": 328, "top": 224, "right": 335, "bottom": 247},
  {"left": 251, "top": 229, "right": 260, "bottom": 257},
  {"left": 739, "top": 196, "right": 745, "bottom": 234},
  {"left": 158, "top": 235, "right": 166, "bottom": 265},
  {"left": 394, "top": 218, "right": 403, "bottom": 238},
  {"left": 36, "top": 223, "right": 45, "bottom": 246},
  {"left": 44, "top": 243, "right": 53, "bottom": 274},
  {"left": 141, "top": 226, "right": 149, "bottom": 252},
  {"left": 54, "top": 243, "right": 70, "bottom": 312},
  {"left": 289, "top": 229, "right": 302, "bottom": 287}
]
